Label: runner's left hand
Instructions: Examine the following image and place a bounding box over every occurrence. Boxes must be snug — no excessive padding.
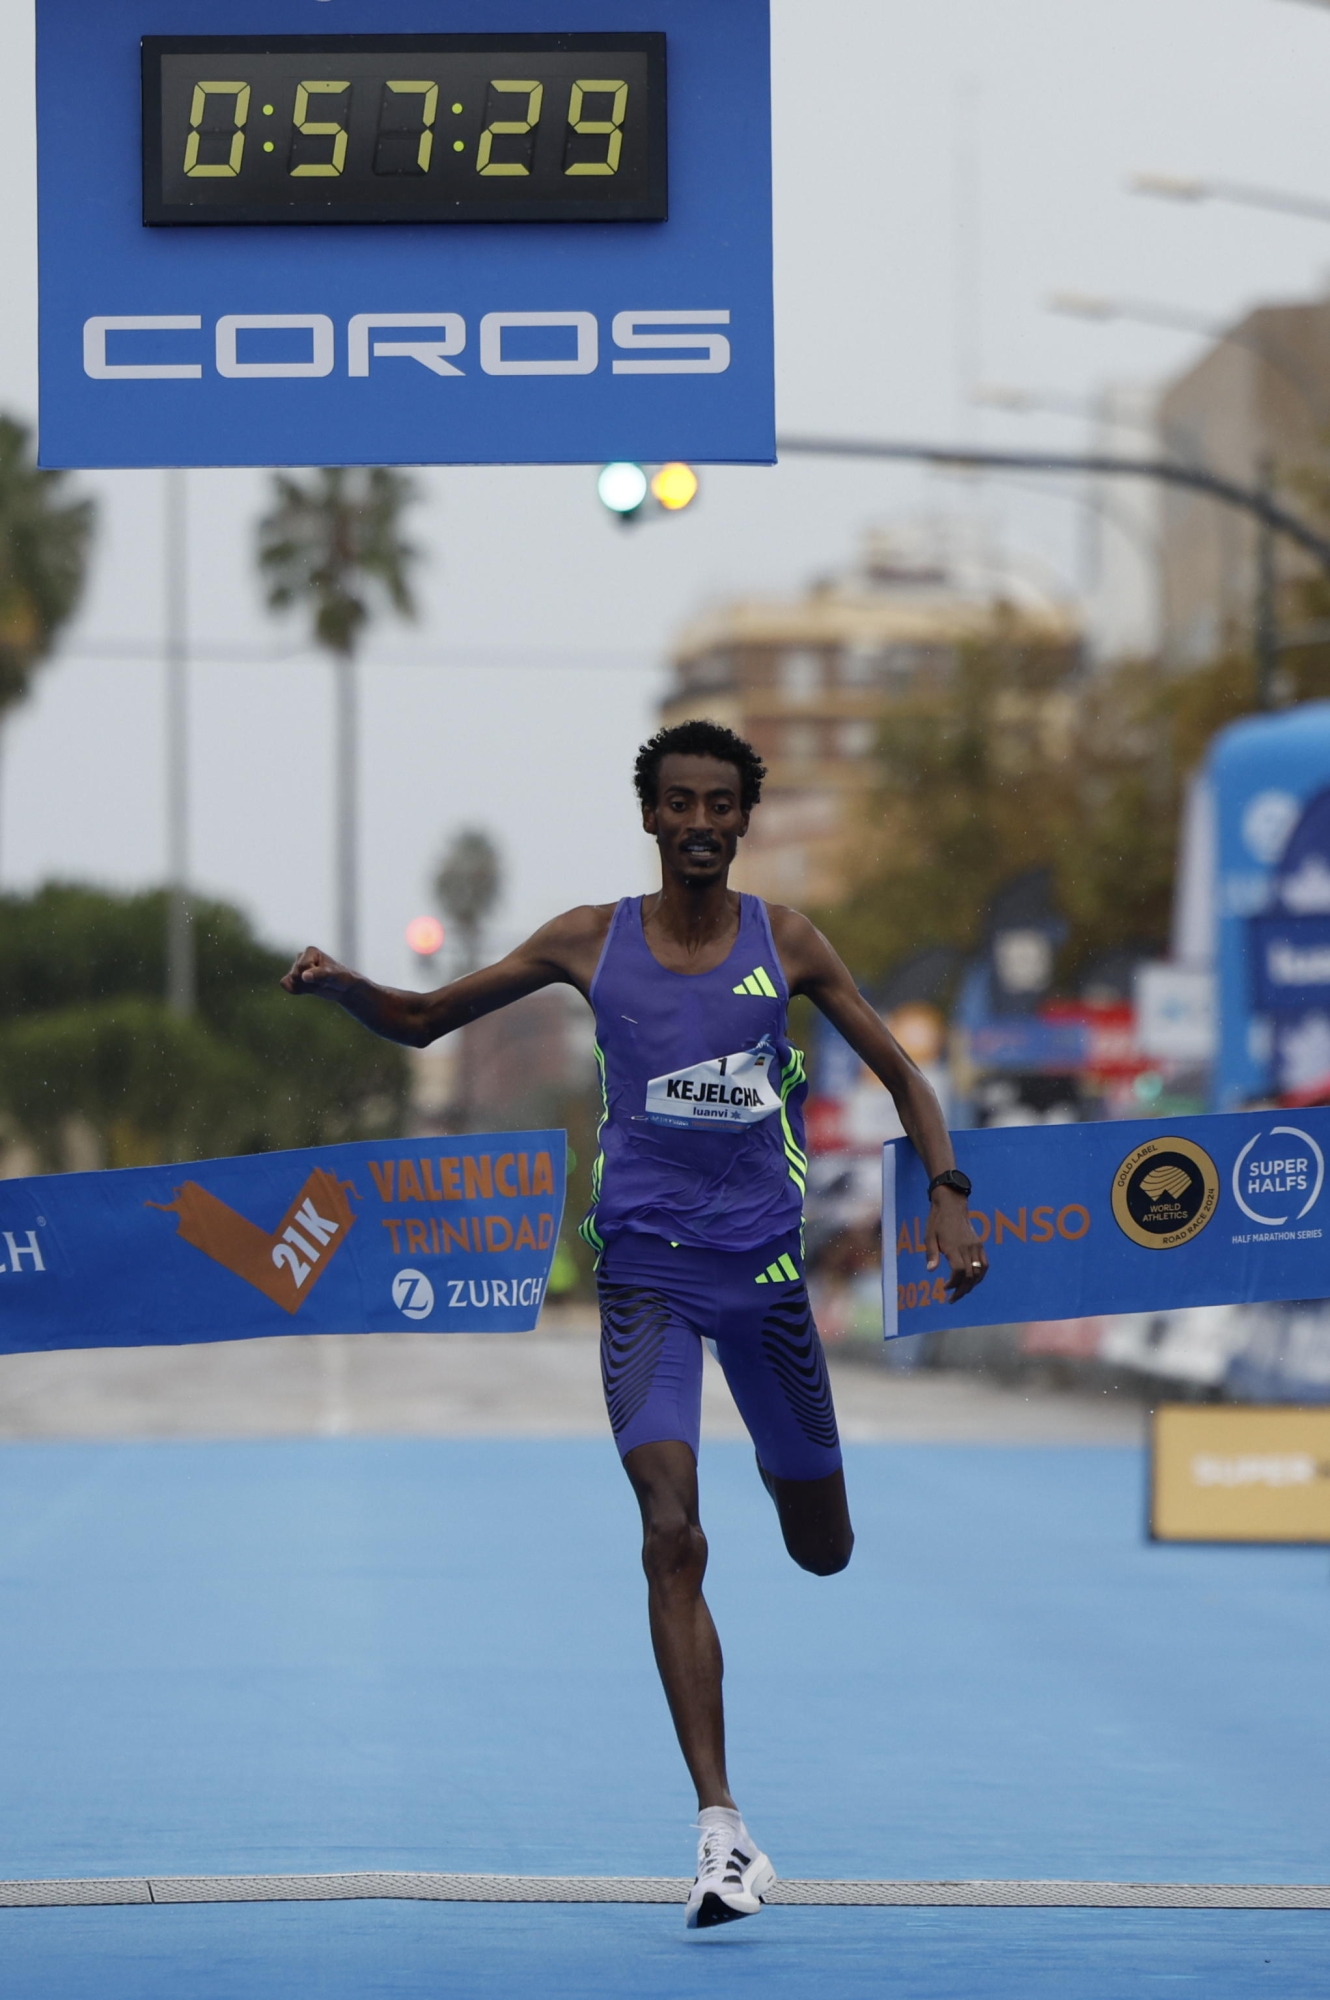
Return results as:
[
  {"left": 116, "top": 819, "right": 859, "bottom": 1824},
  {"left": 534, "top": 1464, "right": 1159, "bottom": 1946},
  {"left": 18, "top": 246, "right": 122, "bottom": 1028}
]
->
[{"left": 926, "top": 1189, "right": 988, "bottom": 1301}]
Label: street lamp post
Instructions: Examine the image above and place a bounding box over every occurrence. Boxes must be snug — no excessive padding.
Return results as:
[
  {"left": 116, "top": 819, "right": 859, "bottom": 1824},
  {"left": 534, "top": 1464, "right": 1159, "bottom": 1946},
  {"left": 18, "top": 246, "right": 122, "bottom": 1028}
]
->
[
  {"left": 775, "top": 435, "right": 1330, "bottom": 709},
  {"left": 1047, "top": 291, "right": 1327, "bottom": 426},
  {"left": 974, "top": 384, "right": 1107, "bottom": 424},
  {"left": 1256, "top": 455, "right": 1281, "bottom": 710},
  {"left": 1130, "top": 170, "right": 1330, "bottom": 229},
  {"left": 971, "top": 385, "right": 1164, "bottom": 592},
  {"left": 976, "top": 376, "right": 1199, "bottom": 466},
  {"left": 775, "top": 436, "right": 1330, "bottom": 570},
  {"left": 1049, "top": 291, "right": 1330, "bottom": 682}
]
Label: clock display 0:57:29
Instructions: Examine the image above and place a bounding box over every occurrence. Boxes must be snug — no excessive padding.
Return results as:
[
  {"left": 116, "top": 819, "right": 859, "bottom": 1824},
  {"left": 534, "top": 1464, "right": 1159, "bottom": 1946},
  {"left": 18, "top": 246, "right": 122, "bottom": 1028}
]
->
[{"left": 142, "top": 34, "right": 667, "bottom": 223}]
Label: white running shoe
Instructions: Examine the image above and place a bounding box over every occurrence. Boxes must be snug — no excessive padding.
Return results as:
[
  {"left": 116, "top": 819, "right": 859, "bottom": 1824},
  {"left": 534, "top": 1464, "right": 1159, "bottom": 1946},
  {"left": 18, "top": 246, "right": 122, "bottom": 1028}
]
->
[{"left": 685, "top": 1817, "right": 777, "bottom": 1929}]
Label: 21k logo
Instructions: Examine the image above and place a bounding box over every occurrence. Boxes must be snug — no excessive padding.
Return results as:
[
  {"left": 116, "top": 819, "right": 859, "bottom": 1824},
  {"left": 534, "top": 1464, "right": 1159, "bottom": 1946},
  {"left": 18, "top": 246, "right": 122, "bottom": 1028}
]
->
[{"left": 149, "top": 1168, "right": 357, "bottom": 1313}]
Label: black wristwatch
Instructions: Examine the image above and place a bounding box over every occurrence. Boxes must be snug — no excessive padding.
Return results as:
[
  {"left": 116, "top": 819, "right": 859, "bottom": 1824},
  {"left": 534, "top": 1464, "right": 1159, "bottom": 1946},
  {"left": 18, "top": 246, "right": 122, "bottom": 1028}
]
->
[{"left": 927, "top": 1169, "right": 972, "bottom": 1200}]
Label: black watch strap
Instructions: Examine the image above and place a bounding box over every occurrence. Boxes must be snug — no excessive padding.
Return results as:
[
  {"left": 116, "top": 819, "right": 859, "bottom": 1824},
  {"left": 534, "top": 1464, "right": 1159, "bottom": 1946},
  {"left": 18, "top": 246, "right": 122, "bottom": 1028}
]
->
[{"left": 928, "top": 1169, "right": 972, "bottom": 1199}]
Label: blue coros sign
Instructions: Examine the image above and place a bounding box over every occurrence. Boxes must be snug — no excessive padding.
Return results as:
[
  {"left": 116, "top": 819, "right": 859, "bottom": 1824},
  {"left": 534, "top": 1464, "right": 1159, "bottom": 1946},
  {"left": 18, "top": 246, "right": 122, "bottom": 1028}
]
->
[{"left": 37, "top": 0, "right": 774, "bottom": 468}]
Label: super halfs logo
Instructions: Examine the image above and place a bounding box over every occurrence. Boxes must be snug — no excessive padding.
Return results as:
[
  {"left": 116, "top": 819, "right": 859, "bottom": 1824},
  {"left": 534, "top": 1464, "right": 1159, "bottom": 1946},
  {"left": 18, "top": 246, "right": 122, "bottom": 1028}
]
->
[
  {"left": 1112, "top": 1136, "right": 1220, "bottom": 1251},
  {"left": 1232, "top": 1125, "right": 1324, "bottom": 1229},
  {"left": 148, "top": 1169, "right": 355, "bottom": 1313}
]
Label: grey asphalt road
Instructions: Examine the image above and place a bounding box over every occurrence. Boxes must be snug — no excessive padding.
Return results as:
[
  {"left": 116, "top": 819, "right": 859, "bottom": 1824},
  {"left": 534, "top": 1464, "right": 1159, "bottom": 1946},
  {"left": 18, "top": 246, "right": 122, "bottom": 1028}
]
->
[{"left": 0, "top": 1310, "right": 1143, "bottom": 1446}]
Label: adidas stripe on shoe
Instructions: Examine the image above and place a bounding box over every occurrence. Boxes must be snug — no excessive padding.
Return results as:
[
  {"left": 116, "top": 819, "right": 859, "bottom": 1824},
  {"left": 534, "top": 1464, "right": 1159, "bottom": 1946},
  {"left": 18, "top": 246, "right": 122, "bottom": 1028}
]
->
[{"left": 685, "top": 1817, "right": 777, "bottom": 1929}]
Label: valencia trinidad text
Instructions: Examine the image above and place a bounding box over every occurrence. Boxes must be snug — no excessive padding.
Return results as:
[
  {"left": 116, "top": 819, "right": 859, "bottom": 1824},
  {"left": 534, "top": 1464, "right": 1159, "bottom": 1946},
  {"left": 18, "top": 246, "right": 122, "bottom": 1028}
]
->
[{"left": 368, "top": 1151, "right": 558, "bottom": 1260}]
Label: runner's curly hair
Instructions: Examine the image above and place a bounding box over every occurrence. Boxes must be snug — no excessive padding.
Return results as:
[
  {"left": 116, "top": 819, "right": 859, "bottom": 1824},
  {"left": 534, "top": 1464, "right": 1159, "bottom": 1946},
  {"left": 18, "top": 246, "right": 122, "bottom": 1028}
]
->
[{"left": 633, "top": 719, "right": 767, "bottom": 812}]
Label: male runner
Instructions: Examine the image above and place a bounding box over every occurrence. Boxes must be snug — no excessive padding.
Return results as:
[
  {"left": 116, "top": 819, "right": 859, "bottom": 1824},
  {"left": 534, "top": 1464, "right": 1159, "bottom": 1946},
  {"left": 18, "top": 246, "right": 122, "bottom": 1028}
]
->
[{"left": 282, "top": 718, "right": 987, "bottom": 1927}]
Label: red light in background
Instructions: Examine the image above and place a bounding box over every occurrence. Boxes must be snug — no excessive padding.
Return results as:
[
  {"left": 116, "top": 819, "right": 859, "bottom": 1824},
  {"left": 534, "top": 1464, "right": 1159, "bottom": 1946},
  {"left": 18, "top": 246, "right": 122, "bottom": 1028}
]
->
[{"left": 405, "top": 916, "right": 445, "bottom": 957}]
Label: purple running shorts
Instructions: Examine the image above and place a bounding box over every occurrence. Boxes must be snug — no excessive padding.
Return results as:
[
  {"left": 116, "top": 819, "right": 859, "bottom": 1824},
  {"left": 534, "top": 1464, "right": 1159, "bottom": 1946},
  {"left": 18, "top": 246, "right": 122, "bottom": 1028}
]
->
[{"left": 596, "top": 1229, "right": 842, "bottom": 1482}]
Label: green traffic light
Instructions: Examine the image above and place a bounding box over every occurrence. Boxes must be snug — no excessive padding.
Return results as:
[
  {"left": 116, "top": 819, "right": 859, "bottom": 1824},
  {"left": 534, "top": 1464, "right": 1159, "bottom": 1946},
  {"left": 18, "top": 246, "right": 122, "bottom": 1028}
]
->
[{"left": 597, "top": 463, "right": 648, "bottom": 514}]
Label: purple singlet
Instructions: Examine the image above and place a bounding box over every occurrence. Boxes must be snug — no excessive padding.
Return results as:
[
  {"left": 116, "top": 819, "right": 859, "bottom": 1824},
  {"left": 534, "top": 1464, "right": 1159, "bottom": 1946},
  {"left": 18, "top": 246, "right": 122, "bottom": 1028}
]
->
[{"left": 580, "top": 895, "right": 808, "bottom": 1256}]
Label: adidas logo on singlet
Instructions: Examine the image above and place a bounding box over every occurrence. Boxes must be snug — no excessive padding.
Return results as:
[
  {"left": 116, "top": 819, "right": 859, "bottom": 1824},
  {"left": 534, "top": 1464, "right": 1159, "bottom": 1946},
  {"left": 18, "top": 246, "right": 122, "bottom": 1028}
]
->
[{"left": 733, "top": 965, "right": 778, "bottom": 998}]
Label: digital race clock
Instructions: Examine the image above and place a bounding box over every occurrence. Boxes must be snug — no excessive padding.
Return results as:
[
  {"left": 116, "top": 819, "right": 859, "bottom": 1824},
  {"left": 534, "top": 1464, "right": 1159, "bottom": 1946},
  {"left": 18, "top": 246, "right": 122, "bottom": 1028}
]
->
[{"left": 141, "top": 35, "right": 667, "bottom": 224}]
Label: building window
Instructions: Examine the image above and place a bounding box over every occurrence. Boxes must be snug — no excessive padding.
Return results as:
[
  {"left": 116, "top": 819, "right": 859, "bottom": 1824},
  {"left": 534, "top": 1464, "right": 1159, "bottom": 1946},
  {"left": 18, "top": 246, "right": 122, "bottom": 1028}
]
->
[
  {"left": 778, "top": 649, "right": 822, "bottom": 698},
  {"left": 836, "top": 720, "right": 877, "bottom": 758},
  {"left": 839, "top": 644, "right": 883, "bottom": 686},
  {"left": 687, "top": 652, "right": 733, "bottom": 691},
  {"left": 784, "top": 721, "right": 820, "bottom": 762}
]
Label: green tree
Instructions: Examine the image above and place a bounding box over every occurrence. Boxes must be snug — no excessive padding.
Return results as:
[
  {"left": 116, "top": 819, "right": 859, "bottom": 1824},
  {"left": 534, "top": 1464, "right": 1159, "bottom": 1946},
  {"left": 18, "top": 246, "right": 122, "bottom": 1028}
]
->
[
  {"left": 0, "top": 418, "right": 95, "bottom": 864},
  {"left": 819, "top": 635, "right": 1259, "bottom": 994},
  {"left": 257, "top": 467, "right": 420, "bottom": 965},
  {"left": 0, "top": 882, "right": 406, "bottom": 1170}
]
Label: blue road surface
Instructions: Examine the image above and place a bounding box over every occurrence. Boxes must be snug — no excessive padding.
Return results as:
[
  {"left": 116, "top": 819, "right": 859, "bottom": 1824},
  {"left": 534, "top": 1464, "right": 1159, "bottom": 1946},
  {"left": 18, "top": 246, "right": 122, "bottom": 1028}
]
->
[
  {"left": 8, "top": 1905, "right": 1326, "bottom": 2000},
  {"left": 2, "top": 1437, "right": 1328, "bottom": 1996}
]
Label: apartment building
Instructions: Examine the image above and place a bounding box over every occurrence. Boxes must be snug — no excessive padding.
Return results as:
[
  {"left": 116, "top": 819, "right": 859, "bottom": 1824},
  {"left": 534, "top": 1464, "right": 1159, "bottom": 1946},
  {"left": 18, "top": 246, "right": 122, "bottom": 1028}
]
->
[
  {"left": 659, "top": 529, "right": 1080, "bottom": 905},
  {"left": 1157, "top": 294, "right": 1330, "bottom": 665}
]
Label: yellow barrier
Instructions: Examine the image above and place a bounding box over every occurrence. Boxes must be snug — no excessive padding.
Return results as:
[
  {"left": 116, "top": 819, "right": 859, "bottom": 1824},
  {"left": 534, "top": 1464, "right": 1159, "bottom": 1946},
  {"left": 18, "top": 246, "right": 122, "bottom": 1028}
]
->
[{"left": 1151, "top": 1405, "right": 1330, "bottom": 1543}]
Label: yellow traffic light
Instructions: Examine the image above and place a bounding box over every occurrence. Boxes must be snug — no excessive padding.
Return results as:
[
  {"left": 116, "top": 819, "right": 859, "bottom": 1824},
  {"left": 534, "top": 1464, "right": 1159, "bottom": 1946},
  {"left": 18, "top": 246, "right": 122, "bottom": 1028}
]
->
[{"left": 650, "top": 462, "right": 699, "bottom": 511}]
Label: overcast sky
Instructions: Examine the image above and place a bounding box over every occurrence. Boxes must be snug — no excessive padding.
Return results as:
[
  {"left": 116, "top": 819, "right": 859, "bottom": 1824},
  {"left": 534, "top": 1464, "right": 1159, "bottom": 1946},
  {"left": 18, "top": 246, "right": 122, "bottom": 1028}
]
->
[{"left": 4, "top": 0, "right": 1330, "bottom": 981}]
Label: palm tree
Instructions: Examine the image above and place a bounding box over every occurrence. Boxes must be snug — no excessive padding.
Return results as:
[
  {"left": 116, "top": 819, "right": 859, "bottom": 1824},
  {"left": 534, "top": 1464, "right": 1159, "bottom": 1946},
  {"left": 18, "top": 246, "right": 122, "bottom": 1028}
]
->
[
  {"left": 0, "top": 417, "right": 95, "bottom": 872},
  {"left": 257, "top": 467, "right": 419, "bottom": 965},
  {"left": 434, "top": 827, "right": 502, "bottom": 1129},
  {"left": 434, "top": 827, "right": 503, "bottom": 975}
]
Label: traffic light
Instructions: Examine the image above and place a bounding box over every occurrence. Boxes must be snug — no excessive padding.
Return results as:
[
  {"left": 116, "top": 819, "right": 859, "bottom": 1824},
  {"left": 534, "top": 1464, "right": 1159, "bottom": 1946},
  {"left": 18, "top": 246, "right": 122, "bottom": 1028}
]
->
[
  {"left": 597, "top": 461, "right": 700, "bottom": 523},
  {"left": 405, "top": 915, "right": 444, "bottom": 959},
  {"left": 597, "top": 462, "right": 650, "bottom": 517},
  {"left": 651, "top": 462, "right": 699, "bottom": 511}
]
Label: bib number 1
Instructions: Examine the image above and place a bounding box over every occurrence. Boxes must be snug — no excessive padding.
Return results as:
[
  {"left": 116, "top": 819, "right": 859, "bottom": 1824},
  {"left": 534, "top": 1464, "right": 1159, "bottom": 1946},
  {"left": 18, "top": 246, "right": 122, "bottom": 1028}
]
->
[{"left": 644, "top": 1045, "right": 783, "bottom": 1130}]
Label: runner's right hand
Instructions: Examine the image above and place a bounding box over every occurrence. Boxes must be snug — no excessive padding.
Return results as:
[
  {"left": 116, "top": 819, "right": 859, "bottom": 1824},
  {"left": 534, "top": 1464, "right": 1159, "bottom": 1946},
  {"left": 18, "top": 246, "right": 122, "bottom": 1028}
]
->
[{"left": 280, "top": 946, "right": 356, "bottom": 997}]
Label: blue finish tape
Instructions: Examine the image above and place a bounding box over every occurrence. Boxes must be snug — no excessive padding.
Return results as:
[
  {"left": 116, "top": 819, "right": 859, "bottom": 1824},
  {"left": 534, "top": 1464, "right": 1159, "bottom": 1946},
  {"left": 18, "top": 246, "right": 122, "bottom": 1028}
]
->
[
  {"left": 0, "top": 1130, "right": 566, "bottom": 1354},
  {"left": 885, "top": 1110, "right": 1330, "bottom": 1338}
]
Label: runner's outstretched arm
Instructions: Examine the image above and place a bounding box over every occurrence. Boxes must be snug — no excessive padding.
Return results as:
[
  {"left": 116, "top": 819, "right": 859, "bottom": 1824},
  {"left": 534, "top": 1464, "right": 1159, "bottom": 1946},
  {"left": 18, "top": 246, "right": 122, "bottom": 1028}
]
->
[
  {"left": 279, "top": 905, "right": 611, "bottom": 1048},
  {"left": 769, "top": 906, "right": 989, "bottom": 1299}
]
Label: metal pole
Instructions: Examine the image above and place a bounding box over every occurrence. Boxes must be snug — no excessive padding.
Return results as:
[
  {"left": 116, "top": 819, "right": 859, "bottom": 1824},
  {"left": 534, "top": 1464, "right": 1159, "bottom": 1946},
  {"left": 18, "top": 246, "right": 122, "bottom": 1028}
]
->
[
  {"left": 164, "top": 466, "right": 194, "bottom": 1016},
  {"left": 1079, "top": 392, "right": 1107, "bottom": 599},
  {"left": 334, "top": 650, "right": 358, "bottom": 966},
  {"left": 774, "top": 436, "right": 1330, "bottom": 574},
  {"left": 1256, "top": 455, "right": 1279, "bottom": 711},
  {"left": 1049, "top": 293, "right": 1327, "bottom": 428},
  {"left": 953, "top": 77, "right": 981, "bottom": 438}
]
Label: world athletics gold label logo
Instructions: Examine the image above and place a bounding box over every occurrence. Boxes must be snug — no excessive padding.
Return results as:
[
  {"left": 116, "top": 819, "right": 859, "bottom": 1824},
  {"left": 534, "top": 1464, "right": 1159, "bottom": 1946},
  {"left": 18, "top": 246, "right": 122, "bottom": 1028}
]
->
[{"left": 1112, "top": 1135, "right": 1220, "bottom": 1250}]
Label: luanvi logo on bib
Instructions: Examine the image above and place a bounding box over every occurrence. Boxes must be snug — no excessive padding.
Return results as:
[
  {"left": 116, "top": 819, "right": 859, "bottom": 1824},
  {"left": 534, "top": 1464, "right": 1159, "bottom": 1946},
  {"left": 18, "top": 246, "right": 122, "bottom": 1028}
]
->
[{"left": 1112, "top": 1136, "right": 1220, "bottom": 1250}]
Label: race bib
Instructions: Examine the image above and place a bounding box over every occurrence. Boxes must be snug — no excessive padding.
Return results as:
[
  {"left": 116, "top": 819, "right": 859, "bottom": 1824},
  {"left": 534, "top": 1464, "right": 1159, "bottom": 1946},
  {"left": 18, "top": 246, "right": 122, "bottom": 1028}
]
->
[{"left": 644, "top": 1044, "right": 783, "bottom": 1130}]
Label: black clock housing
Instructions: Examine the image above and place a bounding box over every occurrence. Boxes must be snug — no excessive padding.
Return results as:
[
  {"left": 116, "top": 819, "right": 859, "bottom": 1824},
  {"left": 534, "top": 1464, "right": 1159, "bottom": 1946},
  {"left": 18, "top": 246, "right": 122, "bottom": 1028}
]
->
[{"left": 142, "top": 34, "right": 667, "bottom": 224}]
